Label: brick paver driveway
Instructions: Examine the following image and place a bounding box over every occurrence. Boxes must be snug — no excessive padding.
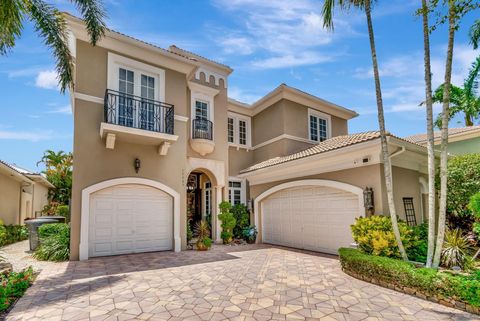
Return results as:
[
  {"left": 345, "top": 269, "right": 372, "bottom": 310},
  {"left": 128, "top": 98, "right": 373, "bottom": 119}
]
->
[{"left": 7, "top": 245, "right": 478, "bottom": 321}]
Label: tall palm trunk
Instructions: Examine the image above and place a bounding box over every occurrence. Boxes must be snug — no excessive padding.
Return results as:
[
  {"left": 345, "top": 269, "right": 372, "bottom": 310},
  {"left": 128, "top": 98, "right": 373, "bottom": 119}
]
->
[
  {"left": 421, "top": 0, "right": 436, "bottom": 268},
  {"left": 433, "top": 1, "right": 455, "bottom": 268},
  {"left": 365, "top": 0, "right": 408, "bottom": 261}
]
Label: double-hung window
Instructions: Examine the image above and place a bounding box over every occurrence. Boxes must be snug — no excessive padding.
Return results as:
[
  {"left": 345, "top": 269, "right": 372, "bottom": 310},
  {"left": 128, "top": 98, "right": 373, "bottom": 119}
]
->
[
  {"left": 195, "top": 100, "right": 210, "bottom": 132},
  {"left": 228, "top": 181, "right": 243, "bottom": 205},
  {"left": 227, "top": 118, "right": 234, "bottom": 143},
  {"left": 308, "top": 110, "right": 330, "bottom": 142},
  {"left": 227, "top": 113, "right": 251, "bottom": 148}
]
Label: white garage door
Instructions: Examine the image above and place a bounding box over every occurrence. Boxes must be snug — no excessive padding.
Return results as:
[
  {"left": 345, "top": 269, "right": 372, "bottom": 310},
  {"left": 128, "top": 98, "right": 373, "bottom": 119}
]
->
[
  {"left": 262, "top": 185, "right": 359, "bottom": 254},
  {"left": 89, "top": 184, "right": 173, "bottom": 257}
]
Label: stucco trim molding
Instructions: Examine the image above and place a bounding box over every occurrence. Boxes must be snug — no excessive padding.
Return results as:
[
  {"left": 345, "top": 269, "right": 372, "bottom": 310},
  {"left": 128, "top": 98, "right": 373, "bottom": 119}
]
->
[
  {"left": 79, "top": 177, "right": 181, "bottom": 261},
  {"left": 74, "top": 92, "right": 104, "bottom": 104},
  {"left": 253, "top": 179, "right": 365, "bottom": 243}
]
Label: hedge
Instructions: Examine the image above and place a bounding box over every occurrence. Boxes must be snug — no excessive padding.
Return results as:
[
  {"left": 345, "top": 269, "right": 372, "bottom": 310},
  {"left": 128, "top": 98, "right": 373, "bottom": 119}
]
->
[
  {"left": 0, "top": 225, "right": 28, "bottom": 247},
  {"left": 339, "top": 248, "right": 480, "bottom": 311}
]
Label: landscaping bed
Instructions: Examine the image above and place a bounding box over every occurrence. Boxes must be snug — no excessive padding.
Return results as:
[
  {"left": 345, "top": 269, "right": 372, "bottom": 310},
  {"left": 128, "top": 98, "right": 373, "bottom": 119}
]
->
[
  {"left": 0, "top": 267, "right": 36, "bottom": 319},
  {"left": 339, "top": 247, "right": 480, "bottom": 314}
]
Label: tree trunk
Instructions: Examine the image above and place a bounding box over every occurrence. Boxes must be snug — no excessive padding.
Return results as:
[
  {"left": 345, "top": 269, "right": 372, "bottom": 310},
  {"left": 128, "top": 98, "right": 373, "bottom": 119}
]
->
[
  {"left": 466, "top": 115, "right": 473, "bottom": 126},
  {"left": 421, "top": 0, "right": 436, "bottom": 268},
  {"left": 432, "top": 2, "right": 455, "bottom": 268},
  {"left": 365, "top": 0, "right": 408, "bottom": 261}
]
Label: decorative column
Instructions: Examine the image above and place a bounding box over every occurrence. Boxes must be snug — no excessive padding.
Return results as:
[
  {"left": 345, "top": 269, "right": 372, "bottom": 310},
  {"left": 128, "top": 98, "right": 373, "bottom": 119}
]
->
[{"left": 215, "top": 186, "right": 223, "bottom": 243}]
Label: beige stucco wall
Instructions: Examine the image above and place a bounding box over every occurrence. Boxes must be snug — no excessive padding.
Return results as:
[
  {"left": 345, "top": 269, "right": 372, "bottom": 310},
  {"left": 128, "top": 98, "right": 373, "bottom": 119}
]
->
[
  {"left": 0, "top": 174, "right": 21, "bottom": 225},
  {"left": 252, "top": 100, "right": 285, "bottom": 146},
  {"left": 33, "top": 183, "right": 49, "bottom": 217},
  {"left": 228, "top": 147, "right": 253, "bottom": 177},
  {"left": 390, "top": 166, "right": 425, "bottom": 224}
]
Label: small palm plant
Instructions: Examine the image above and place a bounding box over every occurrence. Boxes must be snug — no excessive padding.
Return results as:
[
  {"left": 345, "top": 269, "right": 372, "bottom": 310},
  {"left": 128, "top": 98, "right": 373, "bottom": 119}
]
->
[
  {"left": 441, "top": 229, "right": 471, "bottom": 269},
  {"left": 194, "top": 220, "right": 212, "bottom": 251}
]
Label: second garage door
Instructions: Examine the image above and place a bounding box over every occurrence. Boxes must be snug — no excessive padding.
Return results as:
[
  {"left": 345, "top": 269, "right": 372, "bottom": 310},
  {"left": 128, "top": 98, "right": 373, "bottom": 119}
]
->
[
  {"left": 261, "top": 185, "right": 360, "bottom": 254},
  {"left": 89, "top": 184, "right": 173, "bottom": 258}
]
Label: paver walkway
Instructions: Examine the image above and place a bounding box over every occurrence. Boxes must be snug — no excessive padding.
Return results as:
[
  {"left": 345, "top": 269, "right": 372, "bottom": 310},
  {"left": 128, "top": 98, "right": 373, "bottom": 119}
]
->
[{"left": 6, "top": 245, "right": 479, "bottom": 321}]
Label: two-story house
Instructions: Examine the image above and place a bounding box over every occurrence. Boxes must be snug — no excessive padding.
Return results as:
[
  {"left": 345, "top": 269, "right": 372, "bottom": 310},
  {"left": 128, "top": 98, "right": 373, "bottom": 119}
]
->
[{"left": 66, "top": 14, "right": 429, "bottom": 260}]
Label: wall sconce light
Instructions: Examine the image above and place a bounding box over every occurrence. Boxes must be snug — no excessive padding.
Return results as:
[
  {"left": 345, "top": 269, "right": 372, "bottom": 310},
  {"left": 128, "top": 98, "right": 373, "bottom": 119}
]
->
[
  {"left": 363, "top": 187, "right": 374, "bottom": 216},
  {"left": 134, "top": 158, "right": 141, "bottom": 173}
]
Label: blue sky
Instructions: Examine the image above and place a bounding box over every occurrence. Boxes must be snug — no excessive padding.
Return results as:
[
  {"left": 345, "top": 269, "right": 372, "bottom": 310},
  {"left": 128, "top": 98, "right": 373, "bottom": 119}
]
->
[{"left": 0, "top": 0, "right": 478, "bottom": 171}]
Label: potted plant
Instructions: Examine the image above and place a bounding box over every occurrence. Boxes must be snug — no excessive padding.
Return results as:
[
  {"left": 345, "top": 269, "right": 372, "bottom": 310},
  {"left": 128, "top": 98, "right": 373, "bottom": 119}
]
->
[
  {"left": 242, "top": 226, "right": 258, "bottom": 244},
  {"left": 194, "top": 220, "right": 212, "bottom": 251}
]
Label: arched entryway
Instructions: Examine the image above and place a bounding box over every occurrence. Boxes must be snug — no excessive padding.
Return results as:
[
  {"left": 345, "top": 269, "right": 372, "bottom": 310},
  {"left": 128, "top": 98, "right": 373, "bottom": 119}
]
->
[{"left": 186, "top": 170, "right": 216, "bottom": 246}]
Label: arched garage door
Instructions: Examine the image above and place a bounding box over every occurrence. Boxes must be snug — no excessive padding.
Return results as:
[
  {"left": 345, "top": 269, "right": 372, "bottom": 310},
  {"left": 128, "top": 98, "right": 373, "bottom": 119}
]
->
[
  {"left": 260, "top": 183, "right": 362, "bottom": 254},
  {"left": 89, "top": 184, "right": 173, "bottom": 257}
]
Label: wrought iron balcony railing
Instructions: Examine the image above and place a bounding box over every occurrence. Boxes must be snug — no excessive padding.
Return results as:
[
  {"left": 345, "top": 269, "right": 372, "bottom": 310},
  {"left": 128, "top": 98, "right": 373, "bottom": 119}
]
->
[
  {"left": 104, "top": 89, "right": 174, "bottom": 135},
  {"left": 192, "top": 118, "right": 213, "bottom": 140}
]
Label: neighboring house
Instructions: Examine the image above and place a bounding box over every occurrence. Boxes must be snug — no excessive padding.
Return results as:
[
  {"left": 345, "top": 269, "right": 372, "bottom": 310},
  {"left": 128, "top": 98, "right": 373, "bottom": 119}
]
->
[
  {"left": 66, "top": 14, "right": 429, "bottom": 260},
  {"left": 406, "top": 126, "right": 480, "bottom": 155},
  {"left": 0, "top": 160, "right": 53, "bottom": 225}
]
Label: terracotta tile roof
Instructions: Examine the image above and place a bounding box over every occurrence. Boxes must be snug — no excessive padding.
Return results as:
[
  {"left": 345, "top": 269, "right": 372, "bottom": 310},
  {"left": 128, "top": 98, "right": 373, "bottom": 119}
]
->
[
  {"left": 240, "top": 131, "right": 425, "bottom": 174},
  {"left": 240, "top": 132, "right": 381, "bottom": 173},
  {"left": 405, "top": 125, "right": 480, "bottom": 144},
  {"left": 63, "top": 13, "right": 232, "bottom": 71}
]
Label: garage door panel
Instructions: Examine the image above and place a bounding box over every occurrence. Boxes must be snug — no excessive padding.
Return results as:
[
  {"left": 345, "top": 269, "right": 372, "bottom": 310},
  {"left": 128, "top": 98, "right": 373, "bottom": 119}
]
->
[
  {"left": 262, "top": 184, "right": 358, "bottom": 254},
  {"left": 89, "top": 184, "right": 173, "bottom": 258}
]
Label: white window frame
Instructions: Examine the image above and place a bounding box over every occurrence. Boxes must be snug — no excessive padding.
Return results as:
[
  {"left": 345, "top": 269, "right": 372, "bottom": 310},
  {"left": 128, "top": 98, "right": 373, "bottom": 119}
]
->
[
  {"left": 308, "top": 109, "right": 331, "bottom": 143},
  {"left": 227, "top": 112, "right": 251, "bottom": 149},
  {"left": 107, "top": 52, "right": 165, "bottom": 102},
  {"left": 228, "top": 177, "right": 246, "bottom": 205},
  {"left": 189, "top": 82, "right": 217, "bottom": 140}
]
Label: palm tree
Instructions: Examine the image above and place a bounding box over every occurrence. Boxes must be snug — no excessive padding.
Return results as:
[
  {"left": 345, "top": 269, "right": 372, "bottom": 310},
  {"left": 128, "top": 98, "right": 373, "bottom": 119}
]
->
[
  {"left": 321, "top": 0, "right": 409, "bottom": 261},
  {"left": 433, "top": 1, "right": 456, "bottom": 269},
  {"left": 0, "top": 0, "right": 106, "bottom": 93},
  {"left": 433, "top": 56, "right": 480, "bottom": 127},
  {"left": 37, "top": 150, "right": 73, "bottom": 204},
  {"left": 470, "top": 19, "right": 480, "bottom": 49},
  {"left": 420, "top": 0, "right": 437, "bottom": 268}
]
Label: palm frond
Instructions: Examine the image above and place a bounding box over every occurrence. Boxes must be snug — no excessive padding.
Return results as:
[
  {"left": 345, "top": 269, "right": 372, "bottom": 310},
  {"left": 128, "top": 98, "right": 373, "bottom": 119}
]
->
[
  {"left": 463, "top": 55, "right": 480, "bottom": 99},
  {"left": 0, "top": 0, "right": 25, "bottom": 55},
  {"left": 69, "top": 0, "right": 106, "bottom": 45},
  {"left": 321, "top": 0, "right": 366, "bottom": 30},
  {"left": 27, "top": 0, "right": 73, "bottom": 93},
  {"left": 469, "top": 19, "right": 480, "bottom": 49}
]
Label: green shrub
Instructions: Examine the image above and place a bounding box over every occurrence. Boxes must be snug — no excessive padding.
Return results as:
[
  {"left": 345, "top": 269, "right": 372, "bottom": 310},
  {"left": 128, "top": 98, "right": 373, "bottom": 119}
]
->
[
  {"left": 218, "top": 201, "right": 236, "bottom": 244},
  {"left": 56, "top": 205, "right": 70, "bottom": 221},
  {"left": 407, "top": 223, "right": 428, "bottom": 263},
  {"left": 442, "top": 154, "right": 480, "bottom": 217},
  {"left": 34, "top": 223, "right": 70, "bottom": 261},
  {"left": 339, "top": 248, "right": 480, "bottom": 307},
  {"left": 0, "top": 222, "right": 28, "bottom": 247},
  {"left": 441, "top": 229, "right": 472, "bottom": 269},
  {"left": 0, "top": 267, "right": 35, "bottom": 312},
  {"left": 231, "top": 204, "right": 249, "bottom": 239},
  {"left": 38, "top": 223, "right": 68, "bottom": 239},
  {"left": 351, "top": 215, "right": 421, "bottom": 260}
]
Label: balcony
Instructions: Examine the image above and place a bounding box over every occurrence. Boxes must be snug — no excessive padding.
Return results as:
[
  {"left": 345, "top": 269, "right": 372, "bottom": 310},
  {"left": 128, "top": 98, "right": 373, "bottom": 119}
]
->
[
  {"left": 190, "top": 118, "right": 215, "bottom": 156},
  {"left": 100, "top": 90, "right": 178, "bottom": 155}
]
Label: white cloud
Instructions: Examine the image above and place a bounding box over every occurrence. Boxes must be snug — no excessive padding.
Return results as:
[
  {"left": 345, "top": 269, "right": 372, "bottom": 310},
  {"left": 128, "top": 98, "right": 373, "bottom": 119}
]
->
[
  {"left": 46, "top": 105, "right": 72, "bottom": 115},
  {"left": 212, "top": 0, "right": 352, "bottom": 69},
  {"left": 353, "top": 44, "right": 479, "bottom": 116},
  {"left": 0, "top": 129, "right": 53, "bottom": 142},
  {"left": 219, "top": 37, "right": 255, "bottom": 55},
  {"left": 228, "top": 87, "right": 261, "bottom": 104},
  {"left": 35, "top": 70, "right": 58, "bottom": 90},
  {"left": 251, "top": 52, "right": 333, "bottom": 69}
]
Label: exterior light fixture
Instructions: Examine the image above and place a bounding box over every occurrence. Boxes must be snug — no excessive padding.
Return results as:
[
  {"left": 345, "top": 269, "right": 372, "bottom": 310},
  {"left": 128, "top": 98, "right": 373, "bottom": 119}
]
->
[
  {"left": 134, "top": 158, "right": 141, "bottom": 173},
  {"left": 363, "top": 187, "right": 374, "bottom": 216}
]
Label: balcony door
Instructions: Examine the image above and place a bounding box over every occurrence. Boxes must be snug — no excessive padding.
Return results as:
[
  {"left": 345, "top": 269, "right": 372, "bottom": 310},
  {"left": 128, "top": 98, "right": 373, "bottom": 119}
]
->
[{"left": 116, "top": 66, "right": 160, "bottom": 131}]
